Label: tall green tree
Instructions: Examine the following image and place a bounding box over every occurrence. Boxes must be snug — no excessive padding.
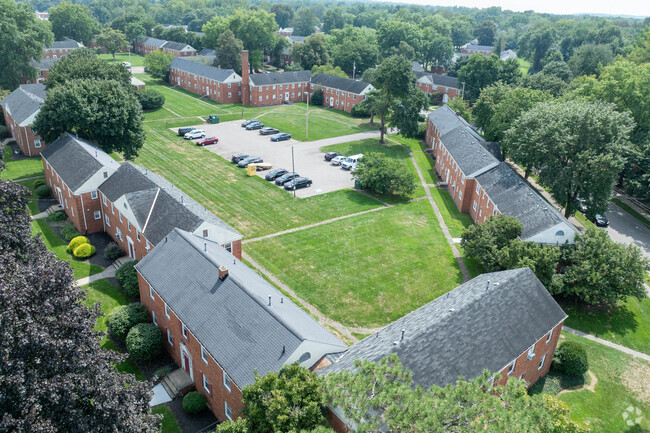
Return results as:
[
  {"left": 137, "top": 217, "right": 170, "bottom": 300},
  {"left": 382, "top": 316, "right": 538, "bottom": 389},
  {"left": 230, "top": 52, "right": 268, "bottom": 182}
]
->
[
  {"left": 311, "top": 64, "right": 347, "bottom": 78},
  {"left": 628, "top": 27, "right": 650, "bottom": 65},
  {"left": 270, "top": 3, "right": 294, "bottom": 29},
  {"left": 474, "top": 19, "right": 497, "bottom": 46},
  {"left": 329, "top": 25, "right": 379, "bottom": 77},
  {"left": 0, "top": 0, "right": 53, "bottom": 90},
  {"left": 420, "top": 30, "right": 453, "bottom": 69},
  {"left": 472, "top": 82, "right": 511, "bottom": 134},
  {"left": 456, "top": 54, "right": 501, "bottom": 102},
  {"left": 229, "top": 9, "right": 278, "bottom": 70},
  {"left": 125, "top": 22, "right": 146, "bottom": 45},
  {"left": 377, "top": 20, "right": 421, "bottom": 58},
  {"left": 292, "top": 7, "right": 319, "bottom": 36},
  {"left": 49, "top": 1, "right": 100, "bottom": 46},
  {"left": 373, "top": 55, "right": 415, "bottom": 142},
  {"left": 46, "top": 48, "right": 131, "bottom": 89},
  {"left": 568, "top": 44, "right": 614, "bottom": 78},
  {"left": 460, "top": 215, "right": 523, "bottom": 272},
  {"left": 291, "top": 34, "right": 329, "bottom": 71},
  {"left": 519, "top": 21, "right": 557, "bottom": 73},
  {"left": 215, "top": 30, "right": 243, "bottom": 74},
  {"left": 322, "top": 7, "right": 352, "bottom": 33},
  {"left": 144, "top": 50, "right": 175, "bottom": 81},
  {"left": 450, "top": 16, "right": 474, "bottom": 49},
  {"left": 95, "top": 28, "right": 129, "bottom": 61},
  {"left": 354, "top": 152, "right": 416, "bottom": 196},
  {"left": 33, "top": 79, "right": 145, "bottom": 160},
  {"left": 504, "top": 100, "right": 634, "bottom": 217}
]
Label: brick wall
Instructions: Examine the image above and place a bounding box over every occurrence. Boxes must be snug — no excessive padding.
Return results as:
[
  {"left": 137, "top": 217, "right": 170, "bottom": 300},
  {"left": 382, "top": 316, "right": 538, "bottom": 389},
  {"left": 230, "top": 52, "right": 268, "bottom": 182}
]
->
[
  {"left": 318, "top": 86, "right": 365, "bottom": 113},
  {"left": 326, "top": 408, "right": 351, "bottom": 433},
  {"left": 417, "top": 82, "right": 460, "bottom": 98},
  {"left": 20, "top": 69, "right": 48, "bottom": 85},
  {"left": 2, "top": 106, "right": 45, "bottom": 156},
  {"left": 169, "top": 68, "right": 242, "bottom": 103},
  {"left": 42, "top": 48, "right": 76, "bottom": 59},
  {"left": 100, "top": 193, "right": 153, "bottom": 260},
  {"left": 138, "top": 272, "right": 245, "bottom": 422},
  {"left": 249, "top": 82, "right": 309, "bottom": 107}
]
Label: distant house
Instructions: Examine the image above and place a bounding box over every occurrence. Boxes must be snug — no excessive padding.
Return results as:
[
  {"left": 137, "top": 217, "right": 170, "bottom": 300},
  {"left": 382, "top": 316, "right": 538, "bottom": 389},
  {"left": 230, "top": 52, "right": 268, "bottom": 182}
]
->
[
  {"left": 415, "top": 72, "right": 460, "bottom": 100},
  {"left": 411, "top": 61, "right": 424, "bottom": 72},
  {"left": 500, "top": 49, "right": 517, "bottom": 61},
  {"left": 460, "top": 43, "right": 494, "bottom": 57},
  {"left": 425, "top": 105, "right": 578, "bottom": 244},
  {"left": 98, "top": 162, "right": 242, "bottom": 260},
  {"left": 169, "top": 57, "right": 242, "bottom": 103},
  {"left": 35, "top": 11, "right": 49, "bottom": 20},
  {"left": 43, "top": 38, "right": 83, "bottom": 59},
  {"left": 277, "top": 27, "right": 294, "bottom": 37},
  {"left": 319, "top": 268, "right": 567, "bottom": 432},
  {"left": 195, "top": 48, "right": 217, "bottom": 64},
  {"left": 20, "top": 57, "right": 60, "bottom": 84},
  {"left": 135, "top": 228, "right": 347, "bottom": 422},
  {"left": 310, "top": 74, "right": 373, "bottom": 113},
  {"left": 0, "top": 84, "right": 46, "bottom": 156},
  {"left": 275, "top": 35, "right": 307, "bottom": 65},
  {"left": 135, "top": 37, "right": 197, "bottom": 57},
  {"left": 41, "top": 133, "right": 120, "bottom": 234}
]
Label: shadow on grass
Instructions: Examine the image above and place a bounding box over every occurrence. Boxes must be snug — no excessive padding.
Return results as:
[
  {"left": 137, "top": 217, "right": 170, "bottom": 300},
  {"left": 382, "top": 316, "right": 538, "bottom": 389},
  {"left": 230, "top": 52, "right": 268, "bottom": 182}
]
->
[
  {"left": 559, "top": 298, "right": 639, "bottom": 338},
  {"left": 528, "top": 367, "right": 586, "bottom": 396}
]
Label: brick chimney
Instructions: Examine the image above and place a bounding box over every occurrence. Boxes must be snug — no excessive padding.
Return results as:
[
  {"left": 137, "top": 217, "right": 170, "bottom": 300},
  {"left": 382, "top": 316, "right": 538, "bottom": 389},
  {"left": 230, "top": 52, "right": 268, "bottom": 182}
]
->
[
  {"left": 241, "top": 50, "right": 249, "bottom": 106},
  {"left": 218, "top": 265, "right": 229, "bottom": 280}
]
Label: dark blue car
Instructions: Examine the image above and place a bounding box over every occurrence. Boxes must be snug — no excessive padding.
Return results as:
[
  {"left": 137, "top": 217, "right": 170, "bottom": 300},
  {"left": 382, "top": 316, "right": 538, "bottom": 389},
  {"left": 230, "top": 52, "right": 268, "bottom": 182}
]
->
[{"left": 271, "top": 132, "right": 291, "bottom": 142}]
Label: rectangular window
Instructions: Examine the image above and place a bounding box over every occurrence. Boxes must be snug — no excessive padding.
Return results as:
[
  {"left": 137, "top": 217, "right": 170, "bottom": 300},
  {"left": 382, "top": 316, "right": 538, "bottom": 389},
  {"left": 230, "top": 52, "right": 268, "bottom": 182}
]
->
[
  {"left": 225, "top": 243, "right": 232, "bottom": 253},
  {"left": 259, "top": 96, "right": 262, "bottom": 102},
  {"left": 203, "top": 374, "right": 211, "bottom": 394},
  {"left": 164, "top": 303, "right": 170, "bottom": 319},
  {"left": 103, "top": 195, "right": 107, "bottom": 206},
  {"left": 94, "top": 211, "right": 101, "bottom": 220},
  {"left": 115, "top": 227, "right": 122, "bottom": 241},
  {"left": 167, "top": 329, "right": 173, "bottom": 346},
  {"left": 34, "top": 139, "right": 41, "bottom": 148},
  {"left": 105, "top": 215, "right": 111, "bottom": 227},
  {"left": 458, "top": 191, "right": 462, "bottom": 200},
  {"left": 476, "top": 184, "right": 480, "bottom": 194},
  {"left": 223, "top": 372, "right": 231, "bottom": 392},
  {"left": 119, "top": 212, "right": 122, "bottom": 223},
  {"left": 201, "top": 345, "right": 208, "bottom": 364},
  {"left": 136, "top": 232, "right": 140, "bottom": 241},
  {"left": 473, "top": 201, "right": 477, "bottom": 212},
  {"left": 507, "top": 360, "right": 515, "bottom": 375},
  {"left": 461, "top": 175, "right": 465, "bottom": 184},
  {"left": 182, "top": 324, "right": 188, "bottom": 339},
  {"left": 228, "top": 92, "right": 231, "bottom": 98},
  {"left": 71, "top": 207, "right": 74, "bottom": 217},
  {"left": 127, "top": 221, "right": 131, "bottom": 232},
  {"left": 225, "top": 402, "right": 233, "bottom": 420},
  {"left": 538, "top": 354, "right": 546, "bottom": 370},
  {"left": 91, "top": 191, "right": 98, "bottom": 199},
  {"left": 111, "top": 203, "right": 114, "bottom": 214},
  {"left": 152, "top": 310, "right": 158, "bottom": 326},
  {"left": 527, "top": 345, "right": 536, "bottom": 360},
  {"left": 149, "top": 285, "right": 154, "bottom": 300}
]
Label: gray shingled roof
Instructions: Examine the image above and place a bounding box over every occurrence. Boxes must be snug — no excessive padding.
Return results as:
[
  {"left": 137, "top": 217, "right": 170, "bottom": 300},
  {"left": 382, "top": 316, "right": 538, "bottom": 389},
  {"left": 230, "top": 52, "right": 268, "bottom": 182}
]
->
[
  {"left": 422, "top": 73, "right": 459, "bottom": 89},
  {"left": 321, "top": 268, "right": 567, "bottom": 389},
  {"left": 465, "top": 44, "right": 494, "bottom": 52},
  {"left": 440, "top": 126, "right": 499, "bottom": 177},
  {"left": 29, "top": 56, "right": 61, "bottom": 70},
  {"left": 198, "top": 48, "right": 216, "bottom": 57},
  {"left": 136, "top": 228, "right": 346, "bottom": 388},
  {"left": 40, "top": 133, "right": 120, "bottom": 191},
  {"left": 249, "top": 70, "right": 311, "bottom": 86},
  {"left": 0, "top": 84, "right": 46, "bottom": 126},
  {"left": 49, "top": 38, "right": 82, "bottom": 49},
  {"left": 311, "top": 74, "right": 371, "bottom": 94},
  {"left": 163, "top": 40, "right": 193, "bottom": 52},
  {"left": 475, "top": 163, "right": 578, "bottom": 241},
  {"left": 144, "top": 37, "right": 167, "bottom": 48},
  {"left": 98, "top": 162, "right": 241, "bottom": 245},
  {"left": 170, "top": 57, "right": 238, "bottom": 82},
  {"left": 411, "top": 61, "right": 424, "bottom": 72},
  {"left": 428, "top": 105, "right": 482, "bottom": 138},
  {"left": 289, "top": 36, "right": 306, "bottom": 43}
]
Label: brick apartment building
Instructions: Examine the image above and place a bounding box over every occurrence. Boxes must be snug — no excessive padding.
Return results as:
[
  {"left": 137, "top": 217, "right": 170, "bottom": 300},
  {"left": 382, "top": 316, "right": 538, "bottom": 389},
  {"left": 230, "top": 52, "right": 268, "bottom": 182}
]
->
[
  {"left": 135, "top": 228, "right": 347, "bottom": 422},
  {"left": 426, "top": 105, "right": 578, "bottom": 244},
  {"left": 169, "top": 57, "right": 242, "bottom": 103},
  {"left": 1, "top": 84, "right": 47, "bottom": 156},
  {"left": 310, "top": 74, "right": 373, "bottom": 113},
  {"left": 320, "top": 267, "right": 567, "bottom": 432},
  {"left": 43, "top": 38, "right": 83, "bottom": 59},
  {"left": 135, "top": 37, "right": 197, "bottom": 57},
  {"left": 41, "top": 133, "right": 121, "bottom": 234},
  {"left": 98, "top": 162, "right": 242, "bottom": 261},
  {"left": 460, "top": 43, "right": 494, "bottom": 57},
  {"left": 415, "top": 72, "right": 461, "bottom": 100},
  {"left": 20, "top": 57, "right": 60, "bottom": 84}
]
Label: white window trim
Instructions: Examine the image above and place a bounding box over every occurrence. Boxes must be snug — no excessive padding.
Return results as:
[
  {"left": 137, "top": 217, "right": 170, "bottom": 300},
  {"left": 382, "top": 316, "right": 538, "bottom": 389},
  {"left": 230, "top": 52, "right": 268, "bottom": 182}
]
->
[
  {"left": 201, "top": 345, "right": 208, "bottom": 364},
  {"left": 203, "top": 373, "right": 211, "bottom": 394},
  {"left": 164, "top": 303, "right": 170, "bottom": 319},
  {"left": 91, "top": 191, "right": 98, "bottom": 199},
  {"left": 149, "top": 285, "right": 154, "bottom": 300},
  {"left": 94, "top": 211, "right": 101, "bottom": 220},
  {"left": 225, "top": 401, "right": 233, "bottom": 420},
  {"left": 546, "top": 330, "right": 553, "bottom": 343},
  {"left": 167, "top": 329, "right": 173, "bottom": 346},
  {"left": 223, "top": 372, "right": 231, "bottom": 392},
  {"left": 538, "top": 354, "right": 546, "bottom": 370},
  {"left": 105, "top": 215, "right": 111, "bottom": 227},
  {"left": 527, "top": 345, "right": 536, "bottom": 360},
  {"left": 182, "top": 324, "right": 188, "bottom": 339},
  {"left": 507, "top": 360, "right": 515, "bottom": 375},
  {"left": 152, "top": 310, "right": 158, "bottom": 326}
]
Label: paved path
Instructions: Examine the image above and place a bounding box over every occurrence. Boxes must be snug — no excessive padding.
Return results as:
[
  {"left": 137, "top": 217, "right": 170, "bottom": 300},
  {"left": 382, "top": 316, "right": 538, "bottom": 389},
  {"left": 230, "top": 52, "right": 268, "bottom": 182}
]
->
[
  {"left": 74, "top": 266, "right": 117, "bottom": 286},
  {"left": 564, "top": 327, "right": 650, "bottom": 362}
]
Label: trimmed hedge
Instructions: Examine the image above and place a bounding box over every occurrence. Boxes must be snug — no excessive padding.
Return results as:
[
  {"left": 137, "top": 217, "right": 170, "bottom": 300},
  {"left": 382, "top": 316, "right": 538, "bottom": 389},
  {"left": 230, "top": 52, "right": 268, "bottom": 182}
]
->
[
  {"left": 104, "top": 242, "right": 126, "bottom": 261},
  {"left": 61, "top": 225, "right": 81, "bottom": 242},
  {"left": 182, "top": 391, "right": 207, "bottom": 414},
  {"left": 138, "top": 89, "right": 165, "bottom": 110},
  {"left": 116, "top": 260, "right": 140, "bottom": 298},
  {"left": 67, "top": 236, "right": 89, "bottom": 253},
  {"left": 126, "top": 323, "right": 162, "bottom": 361},
  {"left": 553, "top": 341, "right": 589, "bottom": 376},
  {"left": 108, "top": 303, "right": 148, "bottom": 341},
  {"left": 47, "top": 211, "right": 67, "bottom": 222},
  {"left": 33, "top": 179, "right": 45, "bottom": 189},
  {"left": 73, "top": 243, "right": 96, "bottom": 258},
  {"left": 35, "top": 185, "right": 51, "bottom": 198}
]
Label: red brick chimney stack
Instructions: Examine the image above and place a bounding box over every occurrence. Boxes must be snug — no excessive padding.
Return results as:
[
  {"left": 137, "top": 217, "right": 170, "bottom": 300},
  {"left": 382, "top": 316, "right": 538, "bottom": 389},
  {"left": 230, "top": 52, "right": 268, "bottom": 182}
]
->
[{"left": 241, "top": 50, "right": 249, "bottom": 106}]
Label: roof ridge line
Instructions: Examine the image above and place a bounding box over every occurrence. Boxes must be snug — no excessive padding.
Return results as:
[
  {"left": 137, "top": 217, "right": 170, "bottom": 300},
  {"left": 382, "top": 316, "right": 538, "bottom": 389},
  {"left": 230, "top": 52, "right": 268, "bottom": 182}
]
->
[{"left": 141, "top": 187, "right": 161, "bottom": 234}]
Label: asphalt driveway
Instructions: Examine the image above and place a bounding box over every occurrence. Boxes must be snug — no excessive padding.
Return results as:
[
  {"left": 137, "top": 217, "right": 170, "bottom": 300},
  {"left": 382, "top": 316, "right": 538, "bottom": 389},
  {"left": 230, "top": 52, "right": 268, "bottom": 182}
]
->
[
  {"left": 605, "top": 202, "right": 650, "bottom": 259},
  {"left": 173, "top": 120, "right": 381, "bottom": 198}
]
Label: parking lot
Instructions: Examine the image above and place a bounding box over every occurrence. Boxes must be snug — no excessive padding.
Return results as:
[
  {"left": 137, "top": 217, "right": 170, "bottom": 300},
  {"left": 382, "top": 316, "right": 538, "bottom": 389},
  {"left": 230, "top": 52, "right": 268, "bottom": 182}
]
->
[{"left": 172, "top": 120, "right": 370, "bottom": 198}]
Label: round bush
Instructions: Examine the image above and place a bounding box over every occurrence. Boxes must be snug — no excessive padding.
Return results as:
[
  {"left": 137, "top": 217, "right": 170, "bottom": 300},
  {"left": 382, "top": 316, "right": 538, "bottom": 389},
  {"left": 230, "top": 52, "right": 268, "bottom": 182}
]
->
[
  {"left": 104, "top": 242, "right": 126, "bottom": 261},
  {"left": 33, "top": 179, "right": 45, "bottom": 189},
  {"left": 126, "top": 323, "right": 162, "bottom": 361},
  {"left": 138, "top": 89, "right": 165, "bottom": 110},
  {"left": 554, "top": 341, "right": 589, "bottom": 376},
  {"left": 351, "top": 101, "right": 371, "bottom": 118},
  {"left": 73, "top": 243, "right": 96, "bottom": 258},
  {"left": 108, "top": 303, "right": 148, "bottom": 341},
  {"left": 115, "top": 260, "right": 140, "bottom": 298},
  {"left": 47, "top": 210, "right": 67, "bottom": 222},
  {"left": 35, "top": 185, "right": 51, "bottom": 198},
  {"left": 61, "top": 225, "right": 81, "bottom": 242},
  {"left": 66, "top": 236, "right": 89, "bottom": 253},
  {"left": 182, "top": 391, "right": 207, "bottom": 414}
]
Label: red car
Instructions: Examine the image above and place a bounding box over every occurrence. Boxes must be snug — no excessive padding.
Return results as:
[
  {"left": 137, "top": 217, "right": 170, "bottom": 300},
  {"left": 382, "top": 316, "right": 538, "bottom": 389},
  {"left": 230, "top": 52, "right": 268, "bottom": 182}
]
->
[{"left": 197, "top": 137, "right": 219, "bottom": 146}]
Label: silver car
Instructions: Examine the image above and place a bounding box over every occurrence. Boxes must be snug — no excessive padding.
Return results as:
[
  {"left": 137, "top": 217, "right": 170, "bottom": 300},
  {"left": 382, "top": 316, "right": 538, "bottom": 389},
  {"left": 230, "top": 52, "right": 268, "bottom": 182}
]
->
[{"left": 331, "top": 155, "right": 346, "bottom": 166}]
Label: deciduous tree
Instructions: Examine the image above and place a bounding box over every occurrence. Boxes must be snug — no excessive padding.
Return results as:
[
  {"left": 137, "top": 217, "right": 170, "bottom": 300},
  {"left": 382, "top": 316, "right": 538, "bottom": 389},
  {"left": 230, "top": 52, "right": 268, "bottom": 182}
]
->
[
  {"left": 270, "top": 3, "right": 294, "bottom": 29},
  {"left": 354, "top": 152, "right": 416, "bottom": 196},
  {"left": 95, "top": 28, "right": 130, "bottom": 61},
  {"left": 46, "top": 48, "right": 131, "bottom": 89},
  {"left": 377, "top": 20, "right": 421, "bottom": 58},
  {"left": 568, "top": 44, "right": 614, "bottom": 77},
  {"left": 144, "top": 50, "right": 175, "bottom": 81},
  {"left": 311, "top": 64, "right": 347, "bottom": 78},
  {"left": 322, "top": 7, "right": 353, "bottom": 33},
  {"left": 292, "top": 34, "right": 329, "bottom": 71},
  {"left": 373, "top": 55, "right": 415, "bottom": 142},
  {"left": 292, "top": 7, "right": 319, "bottom": 36},
  {"left": 49, "top": 1, "right": 100, "bottom": 46},
  {"left": 474, "top": 19, "right": 497, "bottom": 46},
  {"left": 215, "top": 29, "right": 244, "bottom": 74},
  {"left": 450, "top": 16, "right": 474, "bottom": 49},
  {"left": 461, "top": 215, "right": 523, "bottom": 272},
  {"left": 330, "top": 26, "right": 379, "bottom": 77}
]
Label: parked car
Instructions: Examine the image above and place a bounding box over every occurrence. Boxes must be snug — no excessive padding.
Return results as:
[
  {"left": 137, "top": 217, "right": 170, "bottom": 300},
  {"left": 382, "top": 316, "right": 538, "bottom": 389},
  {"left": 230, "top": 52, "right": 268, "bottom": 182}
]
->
[
  {"left": 324, "top": 152, "right": 340, "bottom": 161},
  {"left": 341, "top": 154, "right": 363, "bottom": 170},
  {"left": 271, "top": 132, "right": 291, "bottom": 142},
  {"left": 331, "top": 155, "right": 346, "bottom": 166},
  {"left": 246, "top": 122, "right": 264, "bottom": 130},
  {"left": 231, "top": 153, "right": 249, "bottom": 163},
  {"left": 259, "top": 127, "right": 279, "bottom": 135},
  {"left": 275, "top": 172, "right": 299, "bottom": 185},
  {"left": 197, "top": 137, "right": 219, "bottom": 146},
  {"left": 184, "top": 129, "right": 206, "bottom": 139},
  {"left": 122, "top": 62, "right": 131, "bottom": 68},
  {"left": 594, "top": 214, "right": 609, "bottom": 227},
  {"left": 284, "top": 177, "right": 312, "bottom": 190},
  {"left": 241, "top": 119, "right": 257, "bottom": 127},
  {"left": 237, "top": 156, "right": 263, "bottom": 168},
  {"left": 178, "top": 127, "right": 194, "bottom": 136},
  {"left": 265, "top": 168, "right": 288, "bottom": 181}
]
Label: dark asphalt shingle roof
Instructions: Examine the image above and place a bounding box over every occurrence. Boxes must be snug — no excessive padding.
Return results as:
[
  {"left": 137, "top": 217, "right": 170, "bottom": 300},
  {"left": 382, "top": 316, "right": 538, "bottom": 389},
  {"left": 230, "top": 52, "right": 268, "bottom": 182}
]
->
[
  {"left": 136, "top": 228, "right": 346, "bottom": 389},
  {"left": 418, "top": 73, "right": 459, "bottom": 89},
  {"left": 428, "top": 105, "right": 481, "bottom": 138},
  {"left": 411, "top": 61, "right": 424, "bottom": 72},
  {"left": 163, "top": 40, "right": 194, "bottom": 52},
  {"left": 198, "top": 49, "right": 216, "bottom": 57},
  {"left": 0, "top": 84, "right": 46, "bottom": 126},
  {"left": 465, "top": 44, "right": 494, "bottom": 52},
  {"left": 311, "top": 74, "right": 372, "bottom": 94},
  {"left": 249, "top": 70, "right": 311, "bottom": 86},
  {"left": 321, "top": 268, "right": 567, "bottom": 389},
  {"left": 441, "top": 126, "right": 499, "bottom": 177},
  {"left": 49, "top": 38, "right": 82, "bottom": 49},
  {"left": 475, "top": 163, "right": 579, "bottom": 241},
  {"left": 144, "top": 37, "right": 167, "bottom": 48},
  {"left": 40, "top": 133, "right": 120, "bottom": 192},
  {"left": 170, "top": 57, "right": 239, "bottom": 82},
  {"left": 29, "top": 56, "right": 60, "bottom": 70},
  {"left": 98, "top": 162, "right": 241, "bottom": 245},
  {"left": 289, "top": 36, "right": 306, "bottom": 43}
]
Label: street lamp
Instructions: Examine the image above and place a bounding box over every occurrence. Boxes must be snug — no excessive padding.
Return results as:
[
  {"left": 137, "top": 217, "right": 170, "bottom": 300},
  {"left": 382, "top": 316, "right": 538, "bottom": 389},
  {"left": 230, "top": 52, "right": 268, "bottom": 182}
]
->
[
  {"left": 291, "top": 145, "right": 296, "bottom": 198},
  {"left": 304, "top": 91, "right": 309, "bottom": 141}
]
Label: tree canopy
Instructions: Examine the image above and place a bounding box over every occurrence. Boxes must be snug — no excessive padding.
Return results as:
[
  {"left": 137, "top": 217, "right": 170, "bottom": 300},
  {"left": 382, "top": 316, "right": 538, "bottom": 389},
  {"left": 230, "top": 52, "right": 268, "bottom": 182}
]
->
[
  {"left": 95, "top": 28, "right": 130, "bottom": 60},
  {"left": 354, "top": 152, "right": 417, "bottom": 196},
  {"left": 46, "top": 48, "right": 131, "bottom": 89},
  {"left": 292, "top": 34, "right": 329, "bottom": 71},
  {"left": 49, "top": 1, "right": 100, "bottom": 46},
  {"left": 215, "top": 29, "right": 244, "bottom": 74},
  {"left": 144, "top": 50, "right": 175, "bottom": 81}
]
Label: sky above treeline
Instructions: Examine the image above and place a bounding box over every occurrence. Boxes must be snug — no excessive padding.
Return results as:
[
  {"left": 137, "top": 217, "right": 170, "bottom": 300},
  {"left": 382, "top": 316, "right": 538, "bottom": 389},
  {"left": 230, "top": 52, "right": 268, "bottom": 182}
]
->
[{"left": 373, "top": 0, "right": 648, "bottom": 18}]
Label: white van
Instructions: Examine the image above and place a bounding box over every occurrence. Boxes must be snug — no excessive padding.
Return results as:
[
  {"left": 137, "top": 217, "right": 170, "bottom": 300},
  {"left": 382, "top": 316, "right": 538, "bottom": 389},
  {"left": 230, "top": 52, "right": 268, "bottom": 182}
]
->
[{"left": 341, "top": 154, "right": 363, "bottom": 170}]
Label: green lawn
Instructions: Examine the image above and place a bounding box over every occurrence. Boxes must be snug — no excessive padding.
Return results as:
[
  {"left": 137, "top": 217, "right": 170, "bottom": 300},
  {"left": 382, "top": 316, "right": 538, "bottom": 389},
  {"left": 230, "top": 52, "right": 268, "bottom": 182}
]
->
[
  {"left": 517, "top": 58, "right": 531, "bottom": 75},
  {"left": 15, "top": 177, "right": 44, "bottom": 215},
  {"left": 561, "top": 297, "right": 650, "bottom": 355},
  {"left": 321, "top": 138, "right": 426, "bottom": 203},
  {"left": 430, "top": 187, "right": 474, "bottom": 238},
  {"left": 1, "top": 146, "right": 45, "bottom": 180},
  {"left": 31, "top": 218, "right": 104, "bottom": 280},
  {"left": 80, "top": 279, "right": 146, "bottom": 380},
  {"left": 152, "top": 405, "right": 181, "bottom": 433},
  {"left": 98, "top": 53, "right": 146, "bottom": 67},
  {"left": 246, "top": 200, "right": 464, "bottom": 328},
  {"left": 133, "top": 125, "right": 383, "bottom": 238},
  {"left": 531, "top": 332, "right": 650, "bottom": 432}
]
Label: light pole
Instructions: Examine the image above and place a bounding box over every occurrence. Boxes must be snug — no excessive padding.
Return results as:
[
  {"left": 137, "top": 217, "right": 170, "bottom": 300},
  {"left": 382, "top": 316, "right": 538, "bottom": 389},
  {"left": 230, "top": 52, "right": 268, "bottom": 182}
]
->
[
  {"left": 128, "top": 47, "right": 132, "bottom": 72},
  {"left": 291, "top": 145, "right": 296, "bottom": 198},
  {"left": 304, "top": 91, "right": 309, "bottom": 140}
]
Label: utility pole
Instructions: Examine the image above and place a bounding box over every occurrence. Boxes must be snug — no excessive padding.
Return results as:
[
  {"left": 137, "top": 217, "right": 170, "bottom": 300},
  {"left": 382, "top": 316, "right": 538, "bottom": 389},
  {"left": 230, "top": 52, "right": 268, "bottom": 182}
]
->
[
  {"left": 352, "top": 60, "right": 356, "bottom": 80},
  {"left": 305, "top": 91, "right": 309, "bottom": 140},
  {"left": 461, "top": 82, "right": 466, "bottom": 99}
]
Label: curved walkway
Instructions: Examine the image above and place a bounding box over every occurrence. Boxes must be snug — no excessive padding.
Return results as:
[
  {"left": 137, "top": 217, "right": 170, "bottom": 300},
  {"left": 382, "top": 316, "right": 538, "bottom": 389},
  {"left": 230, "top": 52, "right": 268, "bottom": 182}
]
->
[{"left": 564, "top": 327, "right": 650, "bottom": 362}]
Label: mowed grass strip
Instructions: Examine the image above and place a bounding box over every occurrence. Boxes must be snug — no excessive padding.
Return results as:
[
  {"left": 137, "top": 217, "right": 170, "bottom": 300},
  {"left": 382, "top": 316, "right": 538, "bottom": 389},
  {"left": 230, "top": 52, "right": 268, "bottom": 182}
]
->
[
  {"left": 245, "top": 200, "right": 464, "bottom": 328},
  {"left": 134, "top": 125, "right": 382, "bottom": 238},
  {"left": 98, "top": 53, "right": 146, "bottom": 67},
  {"left": 430, "top": 187, "right": 474, "bottom": 238},
  {"left": 2, "top": 146, "right": 44, "bottom": 180}
]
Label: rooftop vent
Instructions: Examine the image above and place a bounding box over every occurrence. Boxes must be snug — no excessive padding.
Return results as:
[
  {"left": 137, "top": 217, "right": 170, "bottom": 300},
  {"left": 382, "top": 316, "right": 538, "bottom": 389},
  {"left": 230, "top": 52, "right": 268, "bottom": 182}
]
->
[
  {"left": 180, "top": 195, "right": 184, "bottom": 203},
  {"left": 203, "top": 242, "right": 207, "bottom": 252},
  {"left": 145, "top": 168, "right": 148, "bottom": 175},
  {"left": 268, "top": 296, "right": 272, "bottom": 306},
  {"left": 485, "top": 280, "right": 490, "bottom": 290},
  {"left": 392, "top": 329, "right": 405, "bottom": 345},
  {"left": 218, "top": 265, "right": 228, "bottom": 280}
]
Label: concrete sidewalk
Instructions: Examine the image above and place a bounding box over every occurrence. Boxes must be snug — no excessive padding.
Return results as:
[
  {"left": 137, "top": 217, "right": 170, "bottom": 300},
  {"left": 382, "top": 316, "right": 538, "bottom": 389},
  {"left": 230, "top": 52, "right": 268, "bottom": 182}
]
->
[{"left": 564, "top": 327, "right": 650, "bottom": 362}]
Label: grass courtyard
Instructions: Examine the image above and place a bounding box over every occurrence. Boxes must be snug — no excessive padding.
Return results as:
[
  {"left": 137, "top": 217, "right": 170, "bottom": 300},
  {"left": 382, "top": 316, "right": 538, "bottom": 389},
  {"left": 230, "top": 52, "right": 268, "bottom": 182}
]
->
[
  {"left": 1, "top": 146, "right": 44, "bottom": 180},
  {"left": 98, "top": 52, "right": 146, "bottom": 67}
]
